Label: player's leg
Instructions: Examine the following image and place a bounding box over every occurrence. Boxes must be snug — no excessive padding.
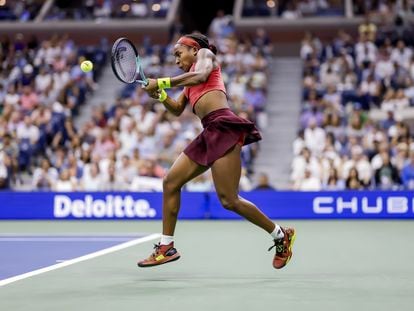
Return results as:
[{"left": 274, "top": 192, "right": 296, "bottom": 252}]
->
[
  {"left": 138, "top": 152, "right": 208, "bottom": 267},
  {"left": 210, "top": 144, "right": 275, "bottom": 232},
  {"left": 210, "top": 144, "right": 296, "bottom": 269},
  {"left": 162, "top": 152, "right": 208, "bottom": 236}
]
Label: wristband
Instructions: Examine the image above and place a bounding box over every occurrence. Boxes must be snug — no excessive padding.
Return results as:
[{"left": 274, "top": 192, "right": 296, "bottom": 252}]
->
[
  {"left": 158, "top": 89, "right": 168, "bottom": 102},
  {"left": 157, "top": 77, "right": 171, "bottom": 89}
]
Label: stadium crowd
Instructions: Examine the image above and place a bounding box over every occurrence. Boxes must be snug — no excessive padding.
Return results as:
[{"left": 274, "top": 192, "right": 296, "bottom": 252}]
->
[
  {"left": 242, "top": 0, "right": 414, "bottom": 18},
  {"left": 0, "top": 22, "right": 271, "bottom": 191},
  {"left": 0, "top": 0, "right": 43, "bottom": 21},
  {"left": 292, "top": 16, "right": 414, "bottom": 190},
  {"left": 45, "top": 0, "right": 172, "bottom": 20},
  {"left": 0, "top": 33, "right": 107, "bottom": 190},
  {"left": 242, "top": 0, "right": 345, "bottom": 17}
]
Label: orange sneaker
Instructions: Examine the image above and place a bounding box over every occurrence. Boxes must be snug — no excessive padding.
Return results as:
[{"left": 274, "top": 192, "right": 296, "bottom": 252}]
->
[
  {"left": 137, "top": 242, "right": 181, "bottom": 268},
  {"left": 268, "top": 227, "right": 296, "bottom": 269}
]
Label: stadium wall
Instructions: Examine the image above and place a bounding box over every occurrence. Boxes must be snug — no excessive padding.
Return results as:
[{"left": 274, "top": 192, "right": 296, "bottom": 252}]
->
[{"left": 1, "top": 191, "right": 413, "bottom": 220}]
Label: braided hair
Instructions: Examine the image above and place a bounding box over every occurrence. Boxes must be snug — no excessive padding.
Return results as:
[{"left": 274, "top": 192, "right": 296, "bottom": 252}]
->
[{"left": 184, "top": 33, "right": 218, "bottom": 55}]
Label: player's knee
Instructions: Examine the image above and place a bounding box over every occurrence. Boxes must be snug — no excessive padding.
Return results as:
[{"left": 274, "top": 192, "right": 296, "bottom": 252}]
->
[
  {"left": 163, "top": 174, "right": 182, "bottom": 193},
  {"left": 218, "top": 193, "right": 239, "bottom": 211}
]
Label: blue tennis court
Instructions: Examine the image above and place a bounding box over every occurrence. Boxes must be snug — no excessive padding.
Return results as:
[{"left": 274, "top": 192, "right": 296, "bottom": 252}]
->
[{"left": 0, "top": 234, "right": 155, "bottom": 283}]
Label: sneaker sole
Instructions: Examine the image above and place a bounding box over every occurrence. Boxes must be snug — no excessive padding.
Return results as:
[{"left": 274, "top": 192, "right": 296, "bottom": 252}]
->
[
  {"left": 137, "top": 254, "right": 181, "bottom": 268},
  {"left": 285, "top": 229, "right": 296, "bottom": 265}
]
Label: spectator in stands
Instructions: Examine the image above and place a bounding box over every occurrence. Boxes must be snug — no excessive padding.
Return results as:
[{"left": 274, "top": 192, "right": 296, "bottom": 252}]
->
[
  {"left": 254, "top": 172, "right": 275, "bottom": 190},
  {"left": 54, "top": 169, "right": 77, "bottom": 191},
  {"left": 323, "top": 167, "right": 345, "bottom": 190},
  {"left": 0, "top": 152, "right": 10, "bottom": 189},
  {"left": 345, "top": 167, "right": 364, "bottom": 190},
  {"left": 401, "top": 151, "right": 414, "bottom": 189},
  {"left": 20, "top": 86, "right": 39, "bottom": 112},
  {"left": 291, "top": 147, "right": 321, "bottom": 183},
  {"left": 304, "top": 117, "right": 326, "bottom": 156},
  {"left": 4, "top": 85, "right": 20, "bottom": 107},
  {"left": 208, "top": 9, "right": 234, "bottom": 39},
  {"left": 374, "top": 152, "right": 401, "bottom": 189},
  {"left": 391, "top": 39, "right": 412, "bottom": 69},
  {"left": 294, "top": 168, "right": 322, "bottom": 191},
  {"left": 281, "top": 2, "right": 301, "bottom": 19},
  {"left": 32, "top": 158, "right": 58, "bottom": 191},
  {"left": 101, "top": 161, "right": 128, "bottom": 191},
  {"left": 292, "top": 129, "right": 306, "bottom": 156},
  {"left": 80, "top": 162, "right": 104, "bottom": 191}
]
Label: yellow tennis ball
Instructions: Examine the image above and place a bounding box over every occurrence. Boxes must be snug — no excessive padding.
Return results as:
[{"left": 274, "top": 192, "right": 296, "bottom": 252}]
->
[{"left": 80, "top": 60, "right": 93, "bottom": 72}]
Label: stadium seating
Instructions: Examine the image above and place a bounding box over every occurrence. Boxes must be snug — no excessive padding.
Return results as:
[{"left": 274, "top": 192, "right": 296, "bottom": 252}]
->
[{"left": 292, "top": 21, "right": 414, "bottom": 190}]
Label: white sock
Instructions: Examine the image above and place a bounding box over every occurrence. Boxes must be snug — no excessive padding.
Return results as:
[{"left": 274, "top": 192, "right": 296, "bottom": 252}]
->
[
  {"left": 160, "top": 235, "right": 174, "bottom": 245},
  {"left": 270, "top": 224, "right": 284, "bottom": 240}
]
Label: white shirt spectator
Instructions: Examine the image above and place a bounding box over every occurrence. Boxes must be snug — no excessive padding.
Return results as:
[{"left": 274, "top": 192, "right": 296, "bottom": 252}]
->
[
  {"left": 0, "top": 162, "right": 7, "bottom": 179},
  {"left": 304, "top": 125, "right": 326, "bottom": 155},
  {"left": 342, "top": 157, "right": 372, "bottom": 183},
  {"left": 360, "top": 79, "right": 379, "bottom": 96},
  {"left": 375, "top": 58, "right": 394, "bottom": 80},
  {"left": 118, "top": 128, "right": 139, "bottom": 156},
  {"left": 130, "top": 176, "right": 163, "bottom": 192},
  {"left": 391, "top": 46, "right": 412, "bottom": 69},
  {"left": 32, "top": 166, "right": 58, "bottom": 189},
  {"left": 300, "top": 41, "right": 314, "bottom": 59},
  {"left": 355, "top": 41, "right": 377, "bottom": 65},
  {"left": 292, "top": 135, "right": 305, "bottom": 156},
  {"left": 55, "top": 179, "right": 76, "bottom": 191},
  {"left": 282, "top": 9, "right": 301, "bottom": 19},
  {"left": 80, "top": 172, "right": 104, "bottom": 191},
  {"left": 53, "top": 70, "right": 71, "bottom": 92},
  {"left": 16, "top": 119, "right": 39, "bottom": 144},
  {"left": 228, "top": 76, "right": 246, "bottom": 100},
  {"left": 291, "top": 154, "right": 321, "bottom": 181},
  {"left": 136, "top": 111, "right": 157, "bottom": 134},
  {"left": 4, "top": 92, "right": 19, "bottom": 106},
  {"left": 116, "top": 158, "right": 138, "bottom": 184},
  {"left": 294, "top": 171, "right": 322, "bottom": 191},
  {"left": 35, "top": 71, "right": 52, "bottom": 93}
]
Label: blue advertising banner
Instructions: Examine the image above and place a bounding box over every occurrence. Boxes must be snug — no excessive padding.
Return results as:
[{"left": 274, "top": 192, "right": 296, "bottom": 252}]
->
[
  {"left": 0, "top": 191, "right": 413, "bottom": 220},
  {"left": 0, "top": 192, "right": 208, "bottom": 220},
  {"left": 209, "top": 191, "right": 414, "bottom": 219}
]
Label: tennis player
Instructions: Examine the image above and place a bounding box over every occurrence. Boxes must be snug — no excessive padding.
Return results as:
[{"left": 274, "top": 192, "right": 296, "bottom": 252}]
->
[{"left": 138, "top": 33, "right": 295, "bottom": 269}]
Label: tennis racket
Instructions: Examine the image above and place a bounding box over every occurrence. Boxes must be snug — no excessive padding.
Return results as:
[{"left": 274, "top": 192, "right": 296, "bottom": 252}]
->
[{"left": 111, "top": 37, "right": 148, "bottom": 86}]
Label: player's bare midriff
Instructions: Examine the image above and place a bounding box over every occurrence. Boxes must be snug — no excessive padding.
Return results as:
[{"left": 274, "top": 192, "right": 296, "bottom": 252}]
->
[{"left": 193, "top": 90, "right": 229, "bottom": 119}]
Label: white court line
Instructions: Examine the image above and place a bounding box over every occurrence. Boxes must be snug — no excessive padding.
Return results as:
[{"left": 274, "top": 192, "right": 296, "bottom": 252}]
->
[
  {"left": 0, "top": 233, "right": 150, "bottom": 237},
  {"left": 0, "top": 233, "right": 160, "bottom": 287},
  {"left": 0, "top": 237, "right": 144, "bottom": 242}
]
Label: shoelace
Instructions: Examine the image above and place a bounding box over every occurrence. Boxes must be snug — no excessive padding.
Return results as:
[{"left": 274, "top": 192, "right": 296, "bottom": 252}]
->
[
  {"left": 268, "top": 239, "right": 285, "bottom": 253},
  {"left": 150, "top": 243, "right": 161, "bottom": 258}
]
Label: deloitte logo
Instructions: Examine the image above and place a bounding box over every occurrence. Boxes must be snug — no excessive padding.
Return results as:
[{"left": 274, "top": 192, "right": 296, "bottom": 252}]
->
[{"left": 54, "top": 195, "right": 157, "bottom": 218}]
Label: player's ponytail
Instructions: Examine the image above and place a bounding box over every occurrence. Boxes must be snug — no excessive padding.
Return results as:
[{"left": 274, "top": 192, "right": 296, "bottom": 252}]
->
[{"left": 208, "top": 44, "right": 217, "bottom": 55}]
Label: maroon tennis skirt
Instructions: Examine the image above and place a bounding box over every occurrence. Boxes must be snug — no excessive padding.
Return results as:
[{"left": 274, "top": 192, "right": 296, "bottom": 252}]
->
[{"left": 183, "top": 108, "right": 262, "bottom": 166}]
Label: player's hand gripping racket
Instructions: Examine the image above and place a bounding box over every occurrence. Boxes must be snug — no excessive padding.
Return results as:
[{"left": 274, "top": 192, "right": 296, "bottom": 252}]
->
[{"left": 111, "top": 37, "right": 148, "bottom": 86}]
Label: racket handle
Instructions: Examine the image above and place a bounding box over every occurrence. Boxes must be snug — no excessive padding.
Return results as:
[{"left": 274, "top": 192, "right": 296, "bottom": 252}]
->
[{"left": 137, "top": 79, "right": 149, "bottom": 87}]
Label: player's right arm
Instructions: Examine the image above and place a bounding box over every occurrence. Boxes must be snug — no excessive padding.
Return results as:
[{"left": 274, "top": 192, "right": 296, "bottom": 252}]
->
[{"left": 159, "top": 91, "right": 187, "bottom": 116}]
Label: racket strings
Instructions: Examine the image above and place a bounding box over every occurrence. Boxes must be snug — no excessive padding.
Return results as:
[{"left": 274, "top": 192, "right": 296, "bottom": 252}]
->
[{"left": 113, "top": 41, "right": 138, "bottom": 83}]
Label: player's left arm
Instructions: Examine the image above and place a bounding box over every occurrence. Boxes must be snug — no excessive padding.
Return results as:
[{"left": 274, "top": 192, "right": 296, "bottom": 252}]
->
[
  {"left": 170, "top": 48, "right": 214, "bottom": 87},
  {"left": 144, "top": 48, "right": 214, "bottom": 92}
]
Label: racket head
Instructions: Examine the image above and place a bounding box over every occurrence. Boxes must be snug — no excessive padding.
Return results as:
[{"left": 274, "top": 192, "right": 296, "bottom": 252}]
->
[{"left": 111, "top": 37, "right": 145, "bottom": 84}]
